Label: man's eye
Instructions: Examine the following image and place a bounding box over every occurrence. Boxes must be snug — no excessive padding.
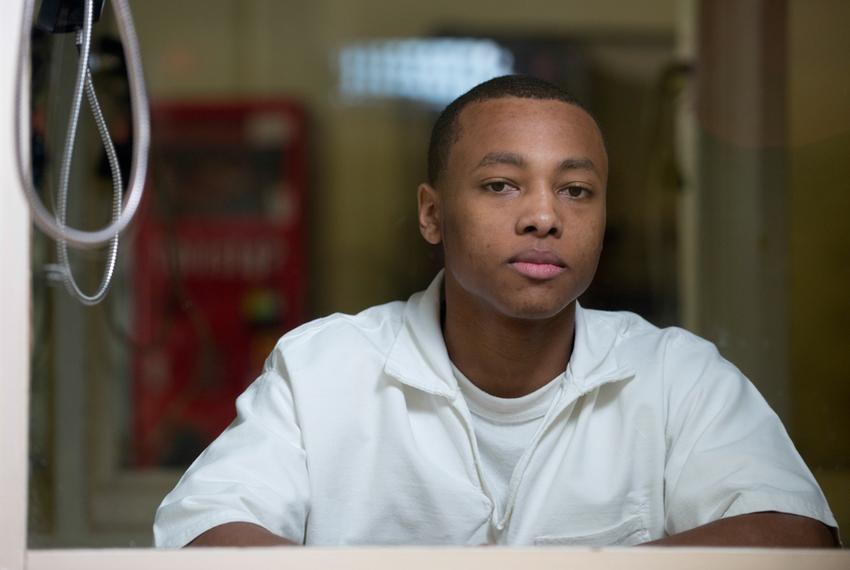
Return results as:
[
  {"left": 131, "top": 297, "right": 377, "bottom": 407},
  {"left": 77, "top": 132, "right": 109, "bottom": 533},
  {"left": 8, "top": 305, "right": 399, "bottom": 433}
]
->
[
  {"left": 564, "top": 185, "right": 589, "bottom": 198},
  {"left": 484, "top": 181, "right": 514, "bottom": 193}
]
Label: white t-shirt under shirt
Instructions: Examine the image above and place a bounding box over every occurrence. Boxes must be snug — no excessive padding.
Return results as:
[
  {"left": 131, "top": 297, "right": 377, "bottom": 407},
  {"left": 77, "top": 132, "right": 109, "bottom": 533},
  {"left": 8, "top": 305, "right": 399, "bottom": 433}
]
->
[{"left": 451, "top": 362, "right": 562, "bottom": 524}]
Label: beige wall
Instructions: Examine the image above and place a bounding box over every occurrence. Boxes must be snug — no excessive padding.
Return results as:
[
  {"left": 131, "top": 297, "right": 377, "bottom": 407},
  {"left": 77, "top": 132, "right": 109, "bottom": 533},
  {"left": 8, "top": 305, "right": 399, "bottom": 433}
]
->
[{"left": 132, "top": 0, "right": 677, "bottom": 95}]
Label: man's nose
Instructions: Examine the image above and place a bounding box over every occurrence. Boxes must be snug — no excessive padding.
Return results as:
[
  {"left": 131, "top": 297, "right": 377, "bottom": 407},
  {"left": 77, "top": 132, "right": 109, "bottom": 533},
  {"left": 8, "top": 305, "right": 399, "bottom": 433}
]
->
[{"left": 516, "top": 185, "right": 562, "bottom": 238}]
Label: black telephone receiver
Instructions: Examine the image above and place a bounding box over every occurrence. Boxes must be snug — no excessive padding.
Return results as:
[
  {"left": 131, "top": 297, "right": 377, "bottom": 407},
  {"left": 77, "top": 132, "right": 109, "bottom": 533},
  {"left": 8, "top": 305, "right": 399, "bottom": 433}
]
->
[{"left": 36, "top": 0, "right": 106, "bottom": 33}]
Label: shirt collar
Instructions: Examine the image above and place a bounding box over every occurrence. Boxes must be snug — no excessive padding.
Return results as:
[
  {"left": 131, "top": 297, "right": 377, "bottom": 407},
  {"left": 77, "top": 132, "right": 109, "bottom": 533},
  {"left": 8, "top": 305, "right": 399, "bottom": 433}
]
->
[
  {"left": 384, "top": 270, "right": 634, "bottom": 398},
  {"left": 566, "top": 299, "right": 635, "bottom": 392},
  {"left": 384, "top": 270, "right": 456, "bottom": 397}
]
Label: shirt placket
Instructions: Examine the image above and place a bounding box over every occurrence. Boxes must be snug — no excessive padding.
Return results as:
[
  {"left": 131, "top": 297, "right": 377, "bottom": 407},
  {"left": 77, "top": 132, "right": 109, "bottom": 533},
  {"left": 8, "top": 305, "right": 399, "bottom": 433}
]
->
[
  {"left": 492, "top": 381, "right": 569, "bottom": 533},
  {"left": 447, "top": 391, "right": 499, "bottom": 518},
  {"left": 448, "top": 379, "right": 572, "bottom": 534},
  {"left": 492, "top": 369, "right": 636, "bottom": 537}
]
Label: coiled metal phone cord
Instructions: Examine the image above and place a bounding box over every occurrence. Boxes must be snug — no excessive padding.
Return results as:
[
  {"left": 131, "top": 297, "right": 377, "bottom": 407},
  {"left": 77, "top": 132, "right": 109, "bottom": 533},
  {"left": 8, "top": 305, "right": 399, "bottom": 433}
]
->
[{"left": 15, "top": 0, "right": 150, "bottom": 305}]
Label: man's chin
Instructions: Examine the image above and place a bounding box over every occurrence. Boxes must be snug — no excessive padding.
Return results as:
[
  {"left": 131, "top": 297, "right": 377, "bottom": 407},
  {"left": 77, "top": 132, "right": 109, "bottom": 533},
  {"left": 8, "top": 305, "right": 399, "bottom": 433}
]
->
[{"left": 500, "top": 297, "right": 576, "bottom": 321}]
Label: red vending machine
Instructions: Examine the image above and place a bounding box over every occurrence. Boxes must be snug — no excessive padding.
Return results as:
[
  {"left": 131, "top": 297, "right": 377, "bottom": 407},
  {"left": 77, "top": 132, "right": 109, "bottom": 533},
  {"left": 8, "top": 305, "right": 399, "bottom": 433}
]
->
[{"left": 132, "top": 101, "right": 307, "bottom": 468}]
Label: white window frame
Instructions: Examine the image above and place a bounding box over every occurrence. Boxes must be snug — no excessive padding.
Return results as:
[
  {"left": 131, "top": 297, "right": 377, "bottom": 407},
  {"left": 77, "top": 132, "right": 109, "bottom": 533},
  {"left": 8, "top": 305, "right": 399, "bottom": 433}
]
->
[{"left": 1, "top": 1, "right": 847, "bottom": 568}]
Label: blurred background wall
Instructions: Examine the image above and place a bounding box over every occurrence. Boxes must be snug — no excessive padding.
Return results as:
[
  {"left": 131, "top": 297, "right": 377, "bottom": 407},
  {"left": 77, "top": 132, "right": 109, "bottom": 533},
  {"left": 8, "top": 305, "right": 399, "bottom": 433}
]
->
[
  {"left": 129, "top": 0, "right": 680, "bottom": 315},
  {"left": 787, "top": 0, "right": 850, "bottom": 534}
]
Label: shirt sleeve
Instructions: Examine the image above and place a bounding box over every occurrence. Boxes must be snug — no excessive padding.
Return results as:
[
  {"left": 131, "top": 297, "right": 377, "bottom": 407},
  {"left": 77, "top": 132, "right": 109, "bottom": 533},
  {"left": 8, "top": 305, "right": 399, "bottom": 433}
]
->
[
  {"left": 153, "top": 349, "right": 310, "bottom": 548},
  {"left": 662, "top": 329, "right": 838, "bottom": 536}
]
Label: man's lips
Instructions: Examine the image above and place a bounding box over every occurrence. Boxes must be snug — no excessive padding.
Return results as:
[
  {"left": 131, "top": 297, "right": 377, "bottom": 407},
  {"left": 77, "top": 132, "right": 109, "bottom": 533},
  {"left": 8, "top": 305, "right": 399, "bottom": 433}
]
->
[{"left": 508, "top": 250, "right": 567, "bottom": 280}]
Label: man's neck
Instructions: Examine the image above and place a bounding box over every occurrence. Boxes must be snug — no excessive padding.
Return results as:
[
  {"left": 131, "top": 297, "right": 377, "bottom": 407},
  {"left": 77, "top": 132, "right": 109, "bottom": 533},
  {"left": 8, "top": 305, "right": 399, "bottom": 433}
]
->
[{"left": 442, "top": 283, "right": 576, "bottom": 399}]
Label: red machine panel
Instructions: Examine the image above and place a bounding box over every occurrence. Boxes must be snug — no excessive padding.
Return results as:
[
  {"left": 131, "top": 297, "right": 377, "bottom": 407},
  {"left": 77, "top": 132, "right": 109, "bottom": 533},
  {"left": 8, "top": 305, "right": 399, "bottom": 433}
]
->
[{"left": 132, "top": 101, "right": 307, "bottom": 468}]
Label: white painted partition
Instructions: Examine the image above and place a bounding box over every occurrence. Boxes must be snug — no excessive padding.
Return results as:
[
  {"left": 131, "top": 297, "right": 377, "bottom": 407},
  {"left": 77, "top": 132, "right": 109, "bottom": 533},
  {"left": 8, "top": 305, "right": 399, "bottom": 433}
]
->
[
  {"left": 2, "top": 1, "right": 849, "bottom": 569},
  {"left": 0, "top": 0, "right": 30, "bottom": 568},
  {"left": 22, "top": 546, "right": 850, "bottom": 570}
]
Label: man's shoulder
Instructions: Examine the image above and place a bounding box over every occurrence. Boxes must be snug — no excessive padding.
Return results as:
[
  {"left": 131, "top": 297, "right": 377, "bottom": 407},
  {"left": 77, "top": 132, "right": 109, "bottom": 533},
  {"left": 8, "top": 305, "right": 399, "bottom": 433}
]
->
[
  {"left": 274, "top": 298, "right": 408, "bottom": 361},
  {"left": 581, "top": 306, "right": 720, "bottom": 364},
  {"left": 580, "top": 307, "right": 742, "bottom": 412}
]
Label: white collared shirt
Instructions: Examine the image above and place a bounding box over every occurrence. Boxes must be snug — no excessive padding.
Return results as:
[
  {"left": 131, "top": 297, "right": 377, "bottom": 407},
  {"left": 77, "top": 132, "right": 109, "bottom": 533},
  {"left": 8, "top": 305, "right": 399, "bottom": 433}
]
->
[{"left": 154, "top": 272, "right": 837, "bottom": 547}]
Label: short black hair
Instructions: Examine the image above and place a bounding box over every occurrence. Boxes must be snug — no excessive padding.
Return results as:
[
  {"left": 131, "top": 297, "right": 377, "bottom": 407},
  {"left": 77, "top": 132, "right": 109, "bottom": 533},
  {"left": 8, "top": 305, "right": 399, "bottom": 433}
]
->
[{"left": 427, "top": 74, "right": 590, "bottom": 186}]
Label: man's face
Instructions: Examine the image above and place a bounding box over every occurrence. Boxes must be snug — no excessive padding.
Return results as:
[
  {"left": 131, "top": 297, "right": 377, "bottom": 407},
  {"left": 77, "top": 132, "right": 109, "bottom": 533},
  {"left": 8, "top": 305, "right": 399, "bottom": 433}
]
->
[{"left": 418, "top": 96, "right": 608, "bottom": 320}]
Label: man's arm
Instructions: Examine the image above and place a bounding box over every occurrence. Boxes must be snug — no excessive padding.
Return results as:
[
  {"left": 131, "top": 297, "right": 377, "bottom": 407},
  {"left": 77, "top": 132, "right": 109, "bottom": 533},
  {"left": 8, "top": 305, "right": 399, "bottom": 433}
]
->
[
  {"left": 641, "top": 512, "right": 839, "bottom": 547},
  {"left": 154, "top": 370, "right": 310, "bottom": 548},
  {"left": 187, "top": 522, "right": 295, "bottom": 547}
]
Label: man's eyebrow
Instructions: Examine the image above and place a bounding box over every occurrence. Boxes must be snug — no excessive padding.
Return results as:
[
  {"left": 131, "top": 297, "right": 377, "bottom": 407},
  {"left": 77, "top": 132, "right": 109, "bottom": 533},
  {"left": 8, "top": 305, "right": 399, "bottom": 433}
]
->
[
  {"left": 473, "top": 153, "right": 599, "bottom": 176},
  {"left": 474, "top": 152, "right": 526, "bottom": 170},
  {"left": 558, "top": 157, "right": 598, "bottom": 174}
]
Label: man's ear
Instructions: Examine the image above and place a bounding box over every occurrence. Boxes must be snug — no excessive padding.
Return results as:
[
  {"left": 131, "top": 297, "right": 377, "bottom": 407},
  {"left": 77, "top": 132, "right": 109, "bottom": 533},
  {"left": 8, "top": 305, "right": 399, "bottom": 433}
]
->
[{"left": 417, "top": 183, "right": 442, "bottom": 245}]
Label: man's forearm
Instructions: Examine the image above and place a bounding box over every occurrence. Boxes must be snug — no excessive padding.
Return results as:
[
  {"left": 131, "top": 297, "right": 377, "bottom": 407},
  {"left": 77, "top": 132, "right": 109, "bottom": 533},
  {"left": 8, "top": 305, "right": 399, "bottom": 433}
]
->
[
  {"left": 185, "top": 513, "right": 837, "bottom": 548},
  {"left": 187, "top": 522, "right": 295, "bottom": 547},
  {"left": 642, "top": 512, "right": 838, "bottom": 547}
]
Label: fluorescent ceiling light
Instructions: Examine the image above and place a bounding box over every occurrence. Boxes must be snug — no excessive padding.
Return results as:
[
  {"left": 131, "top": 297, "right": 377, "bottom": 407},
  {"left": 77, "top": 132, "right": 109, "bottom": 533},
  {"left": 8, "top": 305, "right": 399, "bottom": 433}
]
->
[{"left": 338, "top": 38, "right": 514, "bottom": 108}]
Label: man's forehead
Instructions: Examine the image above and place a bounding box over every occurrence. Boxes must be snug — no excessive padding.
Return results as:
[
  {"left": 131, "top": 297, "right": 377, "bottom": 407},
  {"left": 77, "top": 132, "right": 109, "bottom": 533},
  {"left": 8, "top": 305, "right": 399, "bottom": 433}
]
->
[{"left": 451, "top": 97, "right": 608, "bottom": 170}]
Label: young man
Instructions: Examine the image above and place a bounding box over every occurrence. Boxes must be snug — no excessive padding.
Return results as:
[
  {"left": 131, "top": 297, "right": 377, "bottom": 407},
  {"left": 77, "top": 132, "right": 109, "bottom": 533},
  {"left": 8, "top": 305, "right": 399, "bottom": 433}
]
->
[{"left": 154, "top": 75, "right": 838, "bottom": 548}]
